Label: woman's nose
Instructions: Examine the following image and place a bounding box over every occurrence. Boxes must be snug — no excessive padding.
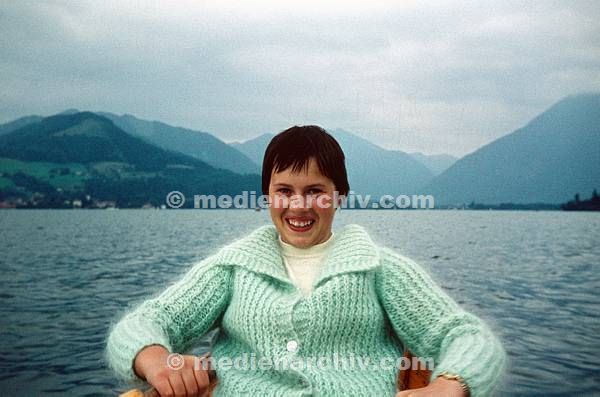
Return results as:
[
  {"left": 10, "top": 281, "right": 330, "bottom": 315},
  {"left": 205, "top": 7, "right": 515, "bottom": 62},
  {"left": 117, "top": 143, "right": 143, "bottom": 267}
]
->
[{"left": 289, "top": 194, "right": 307, "bottom": 208}]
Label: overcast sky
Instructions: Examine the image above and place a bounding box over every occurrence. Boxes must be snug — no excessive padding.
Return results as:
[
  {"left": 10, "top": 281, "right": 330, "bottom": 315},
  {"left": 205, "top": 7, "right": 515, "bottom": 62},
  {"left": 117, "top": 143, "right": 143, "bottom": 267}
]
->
[{"left": 1, "top": 1, "right": 599, "bottom": 156}]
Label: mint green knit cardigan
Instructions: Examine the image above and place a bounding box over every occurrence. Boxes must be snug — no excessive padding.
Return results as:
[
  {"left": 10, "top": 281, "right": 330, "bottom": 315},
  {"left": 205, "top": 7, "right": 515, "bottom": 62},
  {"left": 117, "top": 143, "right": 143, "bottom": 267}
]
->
[{"left": 106, "top": 224, "right": 506, "bottom": 396}]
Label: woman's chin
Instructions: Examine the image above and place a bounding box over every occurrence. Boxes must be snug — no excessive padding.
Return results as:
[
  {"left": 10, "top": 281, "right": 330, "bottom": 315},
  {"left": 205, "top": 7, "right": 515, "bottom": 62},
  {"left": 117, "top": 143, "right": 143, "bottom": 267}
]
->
[
  {"left": 283, "top": 233, "right": 309, "bottom": 243},
  {"left": 280, "top": 230, "right": 318, "bottom": 248}
]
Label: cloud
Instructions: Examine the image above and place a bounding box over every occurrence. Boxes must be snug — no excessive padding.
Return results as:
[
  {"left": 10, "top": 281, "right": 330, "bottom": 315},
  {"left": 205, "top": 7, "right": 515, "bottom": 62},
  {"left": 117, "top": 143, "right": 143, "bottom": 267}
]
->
[{"left": 1, "top": 0, "right": 599, "bottom": 156}]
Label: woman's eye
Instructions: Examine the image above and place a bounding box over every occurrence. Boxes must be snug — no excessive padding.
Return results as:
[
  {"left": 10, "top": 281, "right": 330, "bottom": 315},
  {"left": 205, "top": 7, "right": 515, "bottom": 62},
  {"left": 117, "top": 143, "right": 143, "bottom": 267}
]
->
[{"left": 276, "top": 188, "right": 321, "bottom": 195}]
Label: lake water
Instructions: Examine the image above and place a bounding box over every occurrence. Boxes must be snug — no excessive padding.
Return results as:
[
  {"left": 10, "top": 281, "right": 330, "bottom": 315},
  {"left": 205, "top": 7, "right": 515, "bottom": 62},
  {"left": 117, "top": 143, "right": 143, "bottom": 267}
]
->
[{"left": 0, "top": 210, "right": 598, "bottom": 396}]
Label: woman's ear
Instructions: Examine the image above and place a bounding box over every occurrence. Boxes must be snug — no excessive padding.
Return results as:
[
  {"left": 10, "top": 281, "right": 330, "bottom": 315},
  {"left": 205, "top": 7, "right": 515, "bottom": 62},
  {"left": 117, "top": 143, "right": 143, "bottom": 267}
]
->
[{"left": 335, "top": 194, "right": 345, "bottom": 211}]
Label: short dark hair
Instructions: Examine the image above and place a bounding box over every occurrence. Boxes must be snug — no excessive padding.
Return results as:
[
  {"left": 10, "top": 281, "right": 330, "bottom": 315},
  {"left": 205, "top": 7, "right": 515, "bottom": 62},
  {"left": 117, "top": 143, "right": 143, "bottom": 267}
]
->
[{"left": 262, "top": 125, "right": 350, "bottom": 196}]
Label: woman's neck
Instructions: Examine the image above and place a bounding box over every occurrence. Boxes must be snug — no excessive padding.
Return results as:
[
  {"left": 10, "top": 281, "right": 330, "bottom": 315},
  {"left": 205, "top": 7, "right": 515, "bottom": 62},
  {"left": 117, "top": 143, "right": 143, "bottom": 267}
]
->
[{"left": 278, "top": 231, "right": 335, "bottom": 257}]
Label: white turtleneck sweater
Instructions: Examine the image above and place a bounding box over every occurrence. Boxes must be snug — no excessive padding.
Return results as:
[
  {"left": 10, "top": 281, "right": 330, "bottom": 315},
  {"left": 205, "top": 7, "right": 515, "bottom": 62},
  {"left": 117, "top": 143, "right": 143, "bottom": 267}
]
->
[{"left": 277, "top": 231, "right": 336, "bottom": 296}]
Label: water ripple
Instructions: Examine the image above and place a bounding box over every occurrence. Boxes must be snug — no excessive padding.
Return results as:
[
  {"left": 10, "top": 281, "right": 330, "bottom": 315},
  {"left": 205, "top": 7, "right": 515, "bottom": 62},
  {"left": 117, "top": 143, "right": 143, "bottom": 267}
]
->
[{"left": 0, "top": 209, "right": 598, "bottom": 396}]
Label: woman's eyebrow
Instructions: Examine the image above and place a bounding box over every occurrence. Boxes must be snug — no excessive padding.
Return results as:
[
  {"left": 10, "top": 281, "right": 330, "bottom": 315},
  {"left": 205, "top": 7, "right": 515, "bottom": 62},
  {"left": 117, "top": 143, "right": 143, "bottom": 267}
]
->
[{"left": 273, "top": 183, "right": 326, "bottom": 188}]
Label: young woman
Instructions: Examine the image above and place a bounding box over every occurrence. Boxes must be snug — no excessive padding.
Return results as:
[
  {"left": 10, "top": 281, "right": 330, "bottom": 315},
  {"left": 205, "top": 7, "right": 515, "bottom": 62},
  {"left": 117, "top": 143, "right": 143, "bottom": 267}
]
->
[{"left": 106, "top": 126, "right": 506, "bottom": 397}]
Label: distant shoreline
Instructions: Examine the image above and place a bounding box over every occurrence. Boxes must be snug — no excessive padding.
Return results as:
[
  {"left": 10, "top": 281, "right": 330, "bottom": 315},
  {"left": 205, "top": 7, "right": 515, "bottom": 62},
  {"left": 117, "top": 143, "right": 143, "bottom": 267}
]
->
[{"left": 1, "top": 207, "right": 588, "bottom": 212}]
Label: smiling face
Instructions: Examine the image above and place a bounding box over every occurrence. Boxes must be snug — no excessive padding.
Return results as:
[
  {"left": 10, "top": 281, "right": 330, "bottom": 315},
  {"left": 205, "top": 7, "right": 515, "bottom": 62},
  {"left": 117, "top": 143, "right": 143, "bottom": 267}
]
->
[{"left": 268, "top": 157, "right": 339, "bottom": 248}]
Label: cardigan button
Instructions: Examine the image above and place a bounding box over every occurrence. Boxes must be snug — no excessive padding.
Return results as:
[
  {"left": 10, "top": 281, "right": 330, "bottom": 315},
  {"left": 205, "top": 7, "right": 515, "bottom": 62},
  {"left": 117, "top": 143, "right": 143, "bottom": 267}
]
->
[{"left": 286, "top": 340, "right": 299, "bottom": 353}]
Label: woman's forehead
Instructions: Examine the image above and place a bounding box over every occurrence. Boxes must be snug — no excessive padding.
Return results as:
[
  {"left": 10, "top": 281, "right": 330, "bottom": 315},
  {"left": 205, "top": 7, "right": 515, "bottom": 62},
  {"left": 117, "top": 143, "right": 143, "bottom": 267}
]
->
[
  {"left": 270, "top": 172, "right": 331, "bottom": 186},
  {"left": 270, "top": 166, "right": 332, "bottom": 186}
]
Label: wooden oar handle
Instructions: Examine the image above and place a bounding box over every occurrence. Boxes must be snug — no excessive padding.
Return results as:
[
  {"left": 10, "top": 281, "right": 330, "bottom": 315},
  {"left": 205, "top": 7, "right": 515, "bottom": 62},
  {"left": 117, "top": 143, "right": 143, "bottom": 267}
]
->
[{"left": 118, "top": 389, "right": 153, "bottom": 397}]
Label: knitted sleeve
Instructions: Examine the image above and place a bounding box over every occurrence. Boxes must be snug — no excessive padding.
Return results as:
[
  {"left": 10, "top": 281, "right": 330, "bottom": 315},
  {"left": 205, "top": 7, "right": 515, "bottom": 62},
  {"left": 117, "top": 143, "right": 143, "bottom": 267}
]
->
[
  {"left": 105, "top": 253, "right": 233, "bottom": 382},
  {"left": 375, "top": 247, "right": 506, "bottom": 397}
]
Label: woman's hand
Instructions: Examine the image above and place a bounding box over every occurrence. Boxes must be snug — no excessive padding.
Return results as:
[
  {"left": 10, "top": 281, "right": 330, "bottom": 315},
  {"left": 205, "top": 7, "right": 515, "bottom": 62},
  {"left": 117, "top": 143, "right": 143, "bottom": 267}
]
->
[
  {"left": 133, "top": 345, "right": 212, "bottom": 397},
  {"left": 395, "top": 375, "right": 467, "bottom": 397}
]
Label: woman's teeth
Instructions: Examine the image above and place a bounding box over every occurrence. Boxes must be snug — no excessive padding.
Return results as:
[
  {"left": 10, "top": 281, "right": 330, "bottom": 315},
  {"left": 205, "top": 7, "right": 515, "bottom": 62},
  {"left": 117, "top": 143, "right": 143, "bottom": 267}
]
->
[{"left": 287, "top": 219, "right": 315, "bottom": 227}]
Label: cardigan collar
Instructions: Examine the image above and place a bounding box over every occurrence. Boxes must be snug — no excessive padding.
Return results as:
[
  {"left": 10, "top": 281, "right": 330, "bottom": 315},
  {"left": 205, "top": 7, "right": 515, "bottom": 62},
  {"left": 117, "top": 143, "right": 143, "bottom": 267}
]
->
[{"left": 214, "top": 223, "right": 380, "bottom": 288}]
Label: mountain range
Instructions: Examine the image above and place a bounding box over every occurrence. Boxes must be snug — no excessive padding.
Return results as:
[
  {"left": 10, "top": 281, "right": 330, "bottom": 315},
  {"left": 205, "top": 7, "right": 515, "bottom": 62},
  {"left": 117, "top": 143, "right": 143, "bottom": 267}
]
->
[
  {"left": 0, "top": 112, "right": 260, "bottom": 208},
  {"left": 0, "top": 93, "right": 598, "bottom": 207},
  {"left": 97, "top": 112, "right": 259, "bottom": 175},
  {"left": 422, "top": 94, "right": 600, "bottom": 205}
]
